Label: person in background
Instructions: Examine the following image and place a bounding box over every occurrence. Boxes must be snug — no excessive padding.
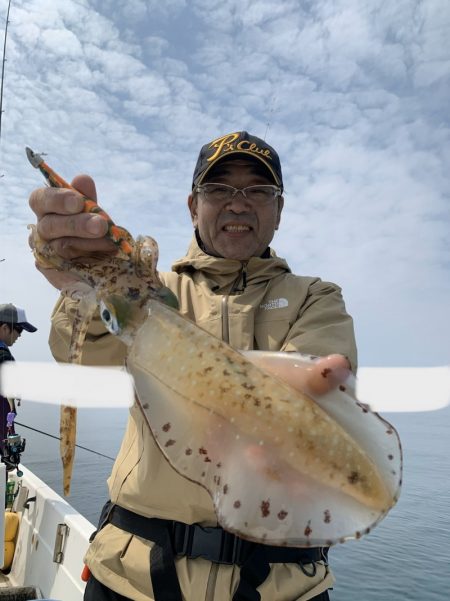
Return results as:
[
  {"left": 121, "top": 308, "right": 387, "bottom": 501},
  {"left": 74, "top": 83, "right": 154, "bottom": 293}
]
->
[
  {"left": 29, "top": 131, "right": 357, "bottom": 601},
  {"left": 0, "top": 303, "right": 37, "bottom": 466}
]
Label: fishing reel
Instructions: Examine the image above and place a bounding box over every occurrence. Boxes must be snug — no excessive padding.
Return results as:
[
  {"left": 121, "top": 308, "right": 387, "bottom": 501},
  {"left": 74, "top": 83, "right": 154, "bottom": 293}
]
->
[
  {"left": 2, "top": 411, "right": 25, "bottom": 476},
  {"left": 2, "top": 433, "right": 26, "bottom": 476}
]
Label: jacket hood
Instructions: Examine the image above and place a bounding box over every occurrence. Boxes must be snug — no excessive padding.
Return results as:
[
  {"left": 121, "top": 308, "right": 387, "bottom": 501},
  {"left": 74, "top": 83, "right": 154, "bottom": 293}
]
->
[{"left": 171, "top": 236, "right": 291, "bottom": 293}]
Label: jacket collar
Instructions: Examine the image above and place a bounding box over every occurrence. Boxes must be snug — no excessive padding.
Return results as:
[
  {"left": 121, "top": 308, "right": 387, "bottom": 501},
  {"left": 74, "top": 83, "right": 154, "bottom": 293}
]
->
[
  {"left": 0, "top": 341, "right": 13, "bottom": 355},
  {"left": 171, "top": 236, "right": 291, "bottom": 293}
]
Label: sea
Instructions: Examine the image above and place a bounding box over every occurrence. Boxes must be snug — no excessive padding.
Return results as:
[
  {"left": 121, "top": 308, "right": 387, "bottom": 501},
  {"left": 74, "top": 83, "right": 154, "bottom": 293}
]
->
[{"left": 16, "top": 402, "right": 450, "bottom": 601}]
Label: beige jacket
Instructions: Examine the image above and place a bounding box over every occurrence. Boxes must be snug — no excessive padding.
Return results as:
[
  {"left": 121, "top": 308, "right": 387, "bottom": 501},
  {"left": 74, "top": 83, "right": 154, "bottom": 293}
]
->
[{"left": 50, "top": 239, "right": 357, "bottom": 601}]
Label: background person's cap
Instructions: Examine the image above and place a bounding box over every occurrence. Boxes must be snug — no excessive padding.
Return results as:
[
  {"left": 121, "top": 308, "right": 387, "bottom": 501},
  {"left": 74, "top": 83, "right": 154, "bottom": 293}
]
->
[
  {"left": 192, "top": 131, "right": 283, "bottom": 190},
  {"left": 0, "top": 303, "right": 38, "bottom": 332}
]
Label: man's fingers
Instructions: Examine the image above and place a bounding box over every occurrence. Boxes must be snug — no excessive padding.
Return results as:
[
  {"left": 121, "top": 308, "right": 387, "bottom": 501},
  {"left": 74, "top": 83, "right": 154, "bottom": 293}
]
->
[
  {"left": 52, "top": 236, "right": 117, "bottom": 259},
  {"left": 29, "top": 174, "right": 106, "bottom": 243},
  {"left": 49, "top": 236, "right": 116, "bottom": 260},
  {"left": 305, "top": 354, "right": 351, "bottom": 396},
  {"left": 28, "top": 226, "right": 115, "bottom": 258},
  {"left": 28, "top": 174, "right": 96, "bottom": 220},
  {"left": 71, "top": 174, "right": 97, "bottom": 201},
  {"left": 36, "top": 212, "right": 109, "bottom": 242},
  {"left": 28, "top": 172, "right": 115, "bottom": 272},
  {"left": 29, "top": 187, "right": 85, "bottom": 219}
]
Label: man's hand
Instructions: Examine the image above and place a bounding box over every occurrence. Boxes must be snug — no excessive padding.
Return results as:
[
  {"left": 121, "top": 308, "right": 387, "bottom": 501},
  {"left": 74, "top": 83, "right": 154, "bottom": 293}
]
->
[
  {"left": 277, "top": 353, "right": 351, "bottom": 395},
  {"left": 240, "top": 353, "right": 352, "bottom": 475},
  {"left": 245, "top": 352, "right": 351, "bottom": 396},
  {"left": 28, "top": 175, "right": 116, "bottom": 289}
]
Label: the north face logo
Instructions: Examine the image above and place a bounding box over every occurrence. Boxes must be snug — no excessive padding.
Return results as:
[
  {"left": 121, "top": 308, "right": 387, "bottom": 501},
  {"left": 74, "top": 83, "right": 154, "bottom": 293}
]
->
[{"left": 260, "top": 298, "right": 289, "bottom": 310}]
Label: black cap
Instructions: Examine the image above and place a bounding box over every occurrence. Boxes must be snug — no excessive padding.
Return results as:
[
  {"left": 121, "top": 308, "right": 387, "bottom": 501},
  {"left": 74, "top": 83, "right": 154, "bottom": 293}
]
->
[
  {"left": 192, "top": 131, "right": 283, "bottom": 191},
  {"left": 0, "top": 303, "right": 38, "bottom": 332}
]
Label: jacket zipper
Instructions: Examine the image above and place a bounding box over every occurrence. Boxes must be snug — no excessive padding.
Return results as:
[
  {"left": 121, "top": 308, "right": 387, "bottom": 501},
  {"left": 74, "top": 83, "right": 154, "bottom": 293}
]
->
[
  {"left": 221, "top": 261, "right": 248, "bottom": 345},
  {"left": 212, "top": 261, "right": 248, "bottom": 598},
  {"left": 221, "top": 295, "right": 230, "bottom": 344}
]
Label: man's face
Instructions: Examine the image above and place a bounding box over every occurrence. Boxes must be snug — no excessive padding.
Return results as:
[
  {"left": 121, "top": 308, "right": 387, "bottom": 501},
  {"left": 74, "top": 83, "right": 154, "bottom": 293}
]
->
[
  {"left": 0, "top": 323, "right": 21, "bottom": 347},
  {"left": 188, "top": 160, "right": 284, "bottom": 260}
]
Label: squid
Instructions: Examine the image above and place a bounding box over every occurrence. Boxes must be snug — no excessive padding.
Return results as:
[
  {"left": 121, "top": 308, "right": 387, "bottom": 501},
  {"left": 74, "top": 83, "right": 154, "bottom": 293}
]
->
[{"left": 26, "top": 147, "right": 401, "bottom": 546}]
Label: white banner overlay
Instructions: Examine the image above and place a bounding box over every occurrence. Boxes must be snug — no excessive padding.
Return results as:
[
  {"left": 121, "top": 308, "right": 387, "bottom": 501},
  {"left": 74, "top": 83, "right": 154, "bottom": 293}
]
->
[
  {"left": 0, "top": 362, "right": 135, "bottom": 408},
  {"left": 356, "top": 366, "right": 450, "bottom": 412},
  {"left": 0, "top": 362, "right": 449, "bottom": 412}
]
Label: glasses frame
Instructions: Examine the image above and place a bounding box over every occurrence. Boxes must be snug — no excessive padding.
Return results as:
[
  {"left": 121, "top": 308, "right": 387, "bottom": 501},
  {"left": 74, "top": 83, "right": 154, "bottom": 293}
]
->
[
  {"left": 13, "top": 324, "right": 23, "bottom": 334},
  {"left": 196, "top": 182, "right": 282, "bottom": 204}
]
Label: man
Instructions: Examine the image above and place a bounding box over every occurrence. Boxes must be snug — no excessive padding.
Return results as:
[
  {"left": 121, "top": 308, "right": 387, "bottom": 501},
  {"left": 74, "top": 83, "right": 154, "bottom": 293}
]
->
[
  {"left": 0, "top": 303, "right": 37, "bottom": 464},
  {"left": 29, "top": 131, "right": 357, "bottom": 601}
]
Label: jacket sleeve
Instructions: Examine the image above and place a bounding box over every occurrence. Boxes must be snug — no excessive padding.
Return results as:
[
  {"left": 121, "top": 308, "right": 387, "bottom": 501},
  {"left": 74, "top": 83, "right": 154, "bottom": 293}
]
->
[
  {"left": 49, "top": 295, "right": 128, "bottom": 366},
  {"left": 281, "top": 279, "right": 358, "bottom": 373}
]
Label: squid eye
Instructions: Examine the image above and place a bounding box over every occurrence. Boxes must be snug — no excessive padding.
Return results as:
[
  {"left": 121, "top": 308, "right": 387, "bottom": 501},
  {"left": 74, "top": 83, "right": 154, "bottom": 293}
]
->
[{"left": 99, "top": 301, "right": 121, "bottom": 335}]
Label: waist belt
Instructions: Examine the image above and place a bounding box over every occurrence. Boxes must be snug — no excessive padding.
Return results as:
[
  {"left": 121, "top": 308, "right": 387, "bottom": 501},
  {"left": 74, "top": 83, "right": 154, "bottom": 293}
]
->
[{"left": 98, "top": 503, "right": 327, "bottom": 601}]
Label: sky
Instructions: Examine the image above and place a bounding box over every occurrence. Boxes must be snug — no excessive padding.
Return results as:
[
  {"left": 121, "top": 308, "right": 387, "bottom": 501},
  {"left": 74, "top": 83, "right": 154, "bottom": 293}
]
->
[{"left": 0, "top": 0, "right": 449, "bottom": 369}]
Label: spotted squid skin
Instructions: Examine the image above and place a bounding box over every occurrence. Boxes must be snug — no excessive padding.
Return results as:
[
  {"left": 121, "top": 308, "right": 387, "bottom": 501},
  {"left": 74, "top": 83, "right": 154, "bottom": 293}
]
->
[
  {"left": 129, "top": 301, "right": 392, "bottom": 511},
  {"left": 128, "top": 300, "right": 402, "bottom": 547}
]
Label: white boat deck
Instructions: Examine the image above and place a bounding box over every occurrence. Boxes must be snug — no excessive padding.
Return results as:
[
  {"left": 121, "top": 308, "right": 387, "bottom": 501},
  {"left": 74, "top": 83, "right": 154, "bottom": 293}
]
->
[{"left": 1, "top": 465, "right": 94, "bottom": 600}]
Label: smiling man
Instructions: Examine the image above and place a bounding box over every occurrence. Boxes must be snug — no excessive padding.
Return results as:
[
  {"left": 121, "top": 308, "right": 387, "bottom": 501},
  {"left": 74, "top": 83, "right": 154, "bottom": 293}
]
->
[
  {"left": 29, "top": 131, "right": 357, "bottom": 601},
  {"left": 189, "top": 137, "right": 284, "bottom": 261}
]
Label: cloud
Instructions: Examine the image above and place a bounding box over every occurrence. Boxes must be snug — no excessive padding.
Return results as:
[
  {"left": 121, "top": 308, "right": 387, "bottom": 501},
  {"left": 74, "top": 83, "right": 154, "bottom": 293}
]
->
[{"left": 0, "top": 0, "right": 448, "bottom": 369}]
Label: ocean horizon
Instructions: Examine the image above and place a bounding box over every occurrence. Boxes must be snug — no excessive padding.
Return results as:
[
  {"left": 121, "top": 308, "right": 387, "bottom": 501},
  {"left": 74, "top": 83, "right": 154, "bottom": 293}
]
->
[{"left": 17, "top": 401, "right": 450, "bottom": 600}]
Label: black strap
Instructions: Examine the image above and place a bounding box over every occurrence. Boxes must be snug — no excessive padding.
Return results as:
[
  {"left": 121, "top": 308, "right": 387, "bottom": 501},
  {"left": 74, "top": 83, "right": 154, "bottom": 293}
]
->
[
  {"left": 148, "top": 520, "right": 183, "bottom": 601},
  {"left": 233, "top": 545, "right": 270, "bottom": 601},
  {"left": 310, "top": 592, "right": 330, "bottom": 601},
  {"left": 108, "top": 505, "right": 182, "bottom": 601},
  {"left": 101, "top": 503, "right": 326, "bottom": 601},
  {"left": 172, "top": 520, "right": 254, "bottom": 565}
]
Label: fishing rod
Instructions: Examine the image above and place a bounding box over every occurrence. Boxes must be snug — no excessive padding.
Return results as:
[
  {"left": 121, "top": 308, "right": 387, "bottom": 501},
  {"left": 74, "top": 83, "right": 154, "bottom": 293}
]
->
[
  {"left": 0, "top": 0, "right": 12, "bottom": 179},
  {"left": 0, "top": 0, "right": 12, "bottom": 146}
]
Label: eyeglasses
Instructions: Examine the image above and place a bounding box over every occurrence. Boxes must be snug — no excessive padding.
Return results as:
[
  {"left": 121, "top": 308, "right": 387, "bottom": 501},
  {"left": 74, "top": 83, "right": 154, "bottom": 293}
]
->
[
  {"left": 196, "top": 183, "right": 281, "bottom": 205},
  {"left": 13, "top": 325, "right": 23, "bottom": 334}
]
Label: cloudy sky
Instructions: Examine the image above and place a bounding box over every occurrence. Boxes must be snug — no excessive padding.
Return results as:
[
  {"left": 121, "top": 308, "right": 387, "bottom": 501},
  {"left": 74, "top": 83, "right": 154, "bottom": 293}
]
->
[{"left": 0, "top": 0, "right": 449, "bottom": 370}]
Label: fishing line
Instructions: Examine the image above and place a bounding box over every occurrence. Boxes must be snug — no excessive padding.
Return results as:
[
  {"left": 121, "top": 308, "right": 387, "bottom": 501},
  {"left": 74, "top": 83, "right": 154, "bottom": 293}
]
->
[
  {"left": 14, "top": 420, "right": 115, "bottom": 461},
  {"left": 263, "top": 92, "right": 277, "bottom": 141}
]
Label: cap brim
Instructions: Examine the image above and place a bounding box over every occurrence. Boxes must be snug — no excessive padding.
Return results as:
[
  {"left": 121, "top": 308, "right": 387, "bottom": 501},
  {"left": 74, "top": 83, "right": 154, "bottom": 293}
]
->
[
  {"left": 195, "top": 151, "right": 282, "bottom": 188},
  {"left": 18, "top": 322, "right": 38, "bottom": 333}
]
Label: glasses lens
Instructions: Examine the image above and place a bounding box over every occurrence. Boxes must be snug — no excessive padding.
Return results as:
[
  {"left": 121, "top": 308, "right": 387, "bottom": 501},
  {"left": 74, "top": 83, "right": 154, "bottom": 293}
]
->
[
  {"left": 200, "top": 184, "right": 232, "bottom": 201},
  {"left": 245, "top": 185, "right": 279, "bottom": 203},
  {"left": 14, "top": 325, "right": 23, "bottom": 334}
]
